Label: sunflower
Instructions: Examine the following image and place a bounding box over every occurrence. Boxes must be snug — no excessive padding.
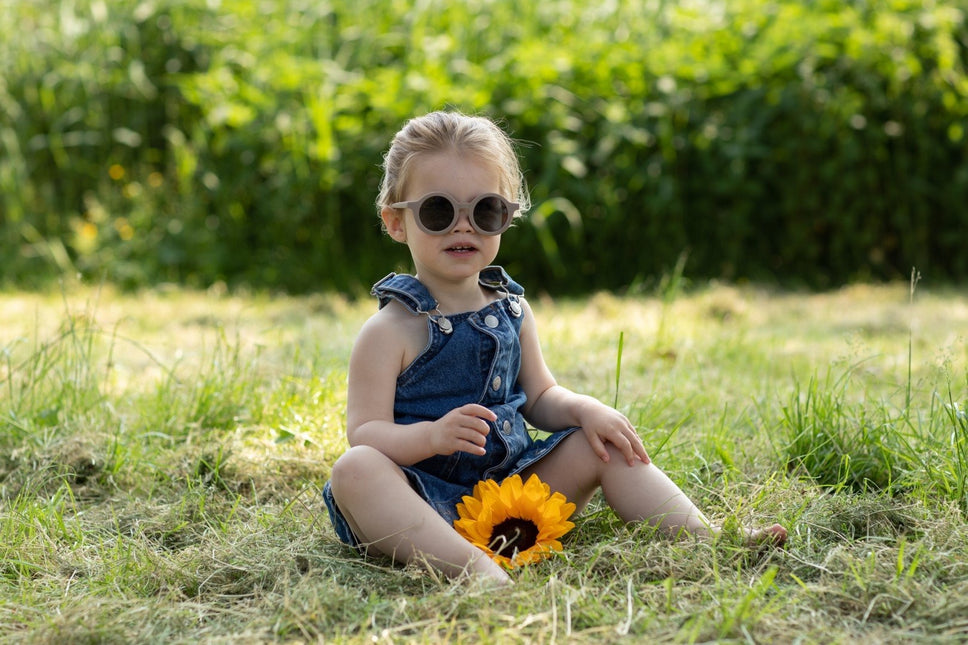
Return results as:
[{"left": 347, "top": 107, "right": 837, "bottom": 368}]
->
[{"left": 454, "top": 473, "right": 576, "bottom": 568}]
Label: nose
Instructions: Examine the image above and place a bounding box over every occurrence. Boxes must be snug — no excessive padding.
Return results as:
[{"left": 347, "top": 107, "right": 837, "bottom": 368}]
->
[{"left": 453, "top": 205, "right": 474, "bottom": 232}]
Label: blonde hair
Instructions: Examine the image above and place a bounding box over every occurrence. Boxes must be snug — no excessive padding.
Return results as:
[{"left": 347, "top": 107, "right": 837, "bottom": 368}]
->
[{"left": 376, "top": 111, "right": 529, "bottom": 218}]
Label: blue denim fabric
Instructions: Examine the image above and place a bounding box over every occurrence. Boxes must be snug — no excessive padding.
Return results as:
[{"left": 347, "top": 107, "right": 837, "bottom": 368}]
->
[{"left": 323, "top": 266, "right": 579, "bottom": 548}]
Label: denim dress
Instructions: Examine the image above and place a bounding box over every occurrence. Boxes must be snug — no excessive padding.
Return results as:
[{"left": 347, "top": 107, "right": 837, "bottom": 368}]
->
[{"left": 323, "top": 266, "right": 580, "bottom": 549}]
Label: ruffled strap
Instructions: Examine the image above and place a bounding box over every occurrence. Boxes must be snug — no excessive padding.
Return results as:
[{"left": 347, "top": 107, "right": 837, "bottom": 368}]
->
[
  {"left": 478, "top": 265, "right": 525, "bottom": 296},
  {"left": 371, "top": 273, "right": 438, "bottom": 313}
]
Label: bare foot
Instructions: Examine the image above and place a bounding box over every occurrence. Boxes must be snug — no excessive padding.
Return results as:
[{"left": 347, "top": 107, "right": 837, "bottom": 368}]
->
[{"left": 746, "top": 523, "right": 788, "bottom": 549}]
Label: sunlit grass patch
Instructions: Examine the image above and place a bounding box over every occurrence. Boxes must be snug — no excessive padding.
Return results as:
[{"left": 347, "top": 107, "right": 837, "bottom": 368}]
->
[{"left": 1, "top": 281, "right": 967, "bottom": 641}]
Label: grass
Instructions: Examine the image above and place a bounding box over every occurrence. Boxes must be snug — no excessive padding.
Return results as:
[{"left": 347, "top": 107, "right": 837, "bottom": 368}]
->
[{"left": 1, "top": 278, "right": 967, "bottom": 642}]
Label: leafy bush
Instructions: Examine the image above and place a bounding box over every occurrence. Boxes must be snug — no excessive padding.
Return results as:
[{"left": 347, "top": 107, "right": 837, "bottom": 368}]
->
[{"left": 1, "top": 0, "right": 966, "bottom": 292}]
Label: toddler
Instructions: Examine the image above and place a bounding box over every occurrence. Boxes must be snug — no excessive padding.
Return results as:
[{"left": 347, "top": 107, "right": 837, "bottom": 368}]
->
[{"left": 324, "top": 111, "right": 786, "bottom": 584}]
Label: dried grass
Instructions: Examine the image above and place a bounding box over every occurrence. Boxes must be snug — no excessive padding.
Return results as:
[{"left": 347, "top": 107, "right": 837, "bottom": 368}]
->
[{"left": 1, "top": 280, "right": 967, "bottom": 642}]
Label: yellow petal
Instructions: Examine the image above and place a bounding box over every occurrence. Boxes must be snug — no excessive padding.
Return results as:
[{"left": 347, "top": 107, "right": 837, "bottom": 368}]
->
[
  {"left": 454, "top": 473, "right": 576, "bottom": 569},
  {"left": 461, "top": 495, "right": 484, "bottom": 518}
]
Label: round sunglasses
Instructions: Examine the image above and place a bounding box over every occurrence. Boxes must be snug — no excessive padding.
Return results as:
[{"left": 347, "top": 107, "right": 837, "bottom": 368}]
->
[{"left": 391, "top": 192, "right": 519, "bottom": 236}]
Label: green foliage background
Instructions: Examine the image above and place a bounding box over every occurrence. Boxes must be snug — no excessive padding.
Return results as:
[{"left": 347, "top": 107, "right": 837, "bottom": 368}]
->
[{"left": 1, "top": 0, "right": 966, "bottom": 293}]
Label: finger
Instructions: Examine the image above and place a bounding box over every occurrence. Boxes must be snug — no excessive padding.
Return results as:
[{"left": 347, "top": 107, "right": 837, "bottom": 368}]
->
[
  {"left": 585, "top": 430, "right": 610, "bottom": 463},
  {"left": 625, "top": 426, "right": 651, "bottom": 464},
  {"left": 632, "top": 439, "right": 651, "bottom": 464},
  {"left": 462, "top": 403, "right": 497, "bottom": 422},
  {"left": 448, "top": 427, "right": 486, "bottom": 455},
  {"left": 465, "top": 416, "right": 491, "bottom": 437},
  {"left": 463, "top": 425, "right": 488, "bottom": 446},
  {"left": 612, "top": 433, "right": 638, "bottom": 466},
  {"left": 623, "top": 441, "right": 639, "bottom": 466},
  {"left": 604, "top": 427, "right": 644, "bottom": 466},
  {"left": 464, "top": 440, "right": 486, "bottom": 456}
]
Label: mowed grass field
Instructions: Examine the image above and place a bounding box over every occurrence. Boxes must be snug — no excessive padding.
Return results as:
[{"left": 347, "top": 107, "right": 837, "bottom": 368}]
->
[{"left": 1, "top": 278, "right": 967, "bottom": 642}]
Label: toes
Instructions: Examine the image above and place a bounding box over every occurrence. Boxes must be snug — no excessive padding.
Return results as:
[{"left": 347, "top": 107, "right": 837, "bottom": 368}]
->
[{"left": 754, "top": 523, "right": 788, "bottom": 549}]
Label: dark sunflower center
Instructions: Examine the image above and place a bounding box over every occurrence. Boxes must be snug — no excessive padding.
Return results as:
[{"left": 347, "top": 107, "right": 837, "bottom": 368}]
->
[{"left": 489, "top": 517, "right": 539, "bottom": 556}]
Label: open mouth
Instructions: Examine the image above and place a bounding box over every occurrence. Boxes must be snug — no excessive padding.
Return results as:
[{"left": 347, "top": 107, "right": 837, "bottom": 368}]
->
[{"left": 447, "top": 245, "right": 477, "bottom": 253}]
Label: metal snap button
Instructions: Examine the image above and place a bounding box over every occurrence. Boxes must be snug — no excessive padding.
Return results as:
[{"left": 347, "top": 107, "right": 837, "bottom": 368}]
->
[
  {"left": 484, "top": 314, "right": 499, "bottom": 328},
  {"left": 491, "top": 376, "right": 502, "bottom": 391},
  {"left": 502, "top": 420, "right": 512, "bottom": 434}
]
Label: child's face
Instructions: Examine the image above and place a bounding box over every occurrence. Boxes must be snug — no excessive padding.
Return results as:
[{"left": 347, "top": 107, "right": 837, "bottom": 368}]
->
[{"left": 382, "top": 150, "right": 506, "bottom": 285}]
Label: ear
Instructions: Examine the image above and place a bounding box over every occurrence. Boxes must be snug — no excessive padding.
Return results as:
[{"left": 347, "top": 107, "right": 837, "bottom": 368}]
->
[{"left": 381, "top": 206, "right": 407, "bottom": 243}]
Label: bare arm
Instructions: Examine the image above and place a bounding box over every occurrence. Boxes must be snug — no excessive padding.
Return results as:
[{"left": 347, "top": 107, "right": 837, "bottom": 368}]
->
[
  {"left": 516, "top": 299, "right": 650, "bottom": 466},
  {"left": 345, "top": 306, "right": 494, "bottom": 466}
]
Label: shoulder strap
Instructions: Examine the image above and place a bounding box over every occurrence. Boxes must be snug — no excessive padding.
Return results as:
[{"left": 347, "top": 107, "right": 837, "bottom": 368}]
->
[
  {"left": 478, "top": 265, "right": 525, "bottom": 296},
  {"left": 370, "top": 273, "right": 438, "bottom": 313}
]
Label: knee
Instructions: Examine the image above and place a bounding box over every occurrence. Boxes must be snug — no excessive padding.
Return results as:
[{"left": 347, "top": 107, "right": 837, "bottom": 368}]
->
[{"left": 329, "top": 445, "right": 390, "bottom": 500}]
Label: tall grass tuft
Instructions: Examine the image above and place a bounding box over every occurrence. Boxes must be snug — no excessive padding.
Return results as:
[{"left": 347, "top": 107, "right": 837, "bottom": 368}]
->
[
  {"left": 132, "top": 325, "right": 263, "bottom": 441},
  {"left": 897, "top": 385, "right": 968, "bottom": 514},
  {"left": 781, "top": 320, "right": 968, "bottom": 511},
  {"left": 781, "top": 368, "right": 903, "bottom": 494}
]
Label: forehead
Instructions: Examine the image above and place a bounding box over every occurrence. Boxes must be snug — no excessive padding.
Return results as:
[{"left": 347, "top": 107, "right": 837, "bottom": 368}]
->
[{"left": 405, "top": 151, "right": 502, "bottom": 200}]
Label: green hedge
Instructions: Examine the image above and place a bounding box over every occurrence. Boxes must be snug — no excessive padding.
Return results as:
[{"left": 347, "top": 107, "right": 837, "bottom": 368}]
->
[{"left": 2, "top": 0, "right": 966, "bottom": 292}]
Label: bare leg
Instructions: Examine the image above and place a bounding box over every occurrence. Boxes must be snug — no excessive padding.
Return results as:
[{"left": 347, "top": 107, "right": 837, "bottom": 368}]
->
[
  {"left": 329, "top": 445, "right": 511, "bottom": 583},
  {"left": 523, "top": 432, "right": 787, "bottom": 545}
]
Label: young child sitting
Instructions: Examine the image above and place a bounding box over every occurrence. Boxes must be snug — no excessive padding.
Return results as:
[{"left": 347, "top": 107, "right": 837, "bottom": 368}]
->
[{"left": 324, "top": 111, "right": 787, "bottom": 584}]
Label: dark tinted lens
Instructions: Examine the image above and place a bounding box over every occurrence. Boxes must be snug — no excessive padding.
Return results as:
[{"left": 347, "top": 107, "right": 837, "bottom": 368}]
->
[
  {"left": 473, "top": 196, "right": 508, "bottom": 233},
  {"left": 418, "top": 196, "right": 457, "bottom": 232}
]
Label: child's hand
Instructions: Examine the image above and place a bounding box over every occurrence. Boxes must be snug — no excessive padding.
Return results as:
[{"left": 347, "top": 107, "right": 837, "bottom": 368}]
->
[
  {"left": 578, "top": 402, "right": 651, "bottom": 467},
  {"left": 429, "top": 404, "right": 496, "bottom": 457}
]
